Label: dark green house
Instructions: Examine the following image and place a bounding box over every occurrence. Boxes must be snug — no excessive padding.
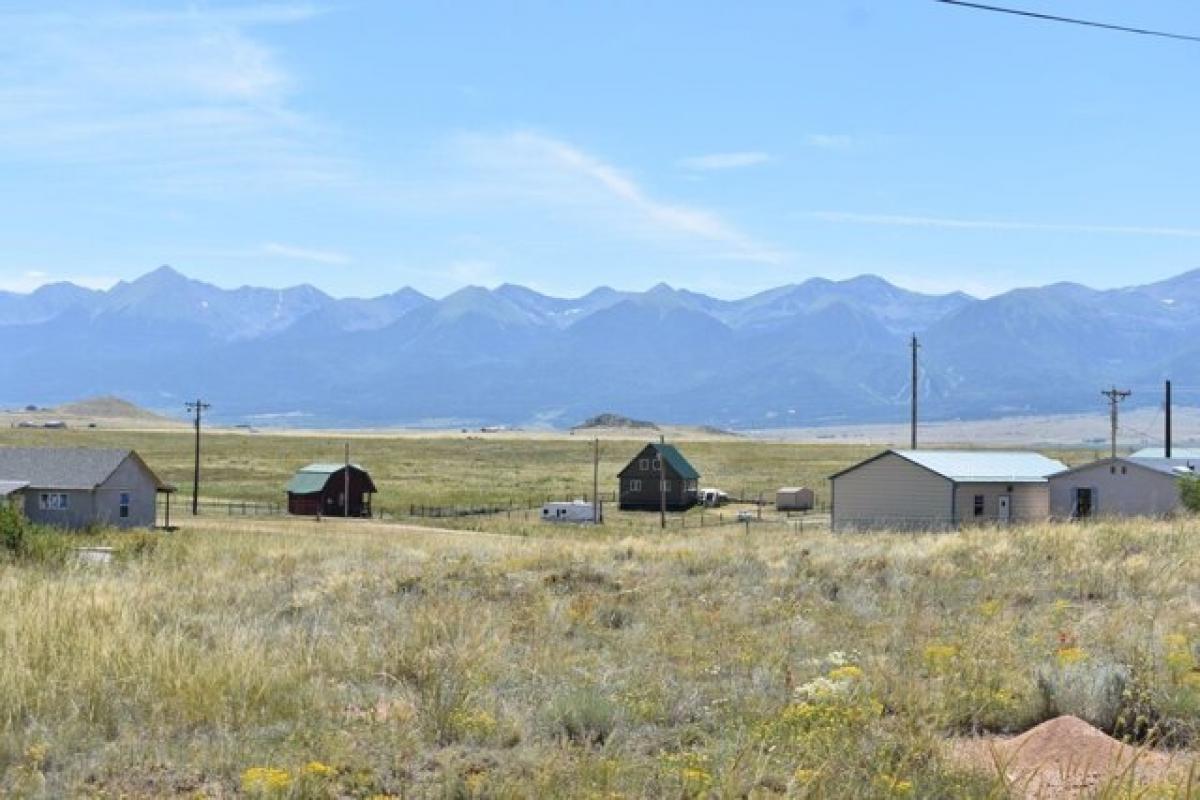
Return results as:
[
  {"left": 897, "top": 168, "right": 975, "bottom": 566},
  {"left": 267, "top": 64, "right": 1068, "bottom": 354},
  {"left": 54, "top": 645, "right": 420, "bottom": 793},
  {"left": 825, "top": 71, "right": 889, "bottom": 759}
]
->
[{"left": 617, "top": 443, "right": 700, "bottom": 511}]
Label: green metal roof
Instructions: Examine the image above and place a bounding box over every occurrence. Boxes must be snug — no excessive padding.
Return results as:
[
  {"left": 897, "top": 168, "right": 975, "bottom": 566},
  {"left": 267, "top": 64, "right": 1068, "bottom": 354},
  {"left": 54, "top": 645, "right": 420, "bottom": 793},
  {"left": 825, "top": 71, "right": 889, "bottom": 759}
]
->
[
  {"left": 286, "top": 463, "right": 367, "bottom": 494},
  {"left": 652, "top": 443, "right": 700, "bottom": 480}
]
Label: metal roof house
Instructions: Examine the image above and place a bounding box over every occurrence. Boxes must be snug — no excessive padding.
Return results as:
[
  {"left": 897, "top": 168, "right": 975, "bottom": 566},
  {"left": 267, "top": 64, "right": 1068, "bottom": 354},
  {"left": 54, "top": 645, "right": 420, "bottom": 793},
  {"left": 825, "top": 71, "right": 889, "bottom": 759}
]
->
[
  {"left": 0, "top": 447, "right": 171, "bottom": 529},
  {"left": 618, "top": 443, "right": 700, "bottom": 511},
  {"left": 286, "top": 463, "right": 377, "bottom": 517},
  {"left": 830, "top": 449, "right": 1067, "bottom": 532},
  {"left": 1129, "top": 447, "right": 1200, "bottom": 460},
  {"left": 1049, "top": 456, "right": 1198, "bottom": 519}
]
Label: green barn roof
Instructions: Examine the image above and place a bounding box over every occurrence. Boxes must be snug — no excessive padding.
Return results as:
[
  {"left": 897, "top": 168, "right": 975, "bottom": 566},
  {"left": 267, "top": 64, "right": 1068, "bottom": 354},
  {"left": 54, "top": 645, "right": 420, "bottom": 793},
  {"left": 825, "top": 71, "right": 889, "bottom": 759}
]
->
[{"left": 286, "top": 463, "right": 371, "bottom": 494}]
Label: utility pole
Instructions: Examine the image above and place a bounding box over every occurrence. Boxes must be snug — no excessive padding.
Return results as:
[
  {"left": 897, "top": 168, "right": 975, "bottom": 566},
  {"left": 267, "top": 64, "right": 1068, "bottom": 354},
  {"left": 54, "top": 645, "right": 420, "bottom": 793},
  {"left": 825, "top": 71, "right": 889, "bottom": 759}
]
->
[
  {"left": 910, "top": 334, "right": 920, "bottom": 450},
  {"left": 185, "top": 399, "right": 210, "bottom": 515},
  {"left": 1101, "top": 386, "right": 1131, "bottom": 459},
  {"left": 658, "top": 434, "right": 667, "bottom": 530},
  {"left": 1165, "top": 379, "right": 1173, "bottom": 458},
  {"left": 592, "top": 437, "right": 600, "bottom": 524},
  {"left": 344, "top": 441, "right": 350, "bottom": 518}
]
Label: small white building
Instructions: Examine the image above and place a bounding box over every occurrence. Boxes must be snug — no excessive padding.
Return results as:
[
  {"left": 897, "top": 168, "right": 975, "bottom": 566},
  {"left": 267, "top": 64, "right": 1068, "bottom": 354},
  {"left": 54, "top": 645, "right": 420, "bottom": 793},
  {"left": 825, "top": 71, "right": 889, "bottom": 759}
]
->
[
  {"left": 830, "top": 449, "right": 1067, "bottom": 532},
  {"left": 776, "top": 486, "right": 814, "bottom": 512},
  {"left": 1049, "top": 457, "right": 1197, "bottom": 519},
  {"left": 540, "top": 500, "right": 598, "bottom": 523}
]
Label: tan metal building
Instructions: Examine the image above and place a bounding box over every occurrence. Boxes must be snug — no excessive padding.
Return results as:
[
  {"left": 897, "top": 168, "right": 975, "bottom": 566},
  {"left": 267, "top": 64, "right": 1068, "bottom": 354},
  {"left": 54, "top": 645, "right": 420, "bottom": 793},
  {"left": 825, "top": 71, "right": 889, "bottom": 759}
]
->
[
  {"left": 830, "top": 449, "right": 1067, "bottom": 532},
  {"left": 776, "top": 486, "right": 814, "bottom": 511},
  {"left": 1048, "top": 457, "right": 1196, "bottom": 519}
]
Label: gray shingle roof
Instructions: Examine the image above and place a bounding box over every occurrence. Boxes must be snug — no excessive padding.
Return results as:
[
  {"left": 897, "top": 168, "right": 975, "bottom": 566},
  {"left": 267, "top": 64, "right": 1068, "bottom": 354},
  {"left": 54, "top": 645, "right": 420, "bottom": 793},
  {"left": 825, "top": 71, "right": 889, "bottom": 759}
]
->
[{"left": 0, "top": 447, "right": 158, "bottom": 490}]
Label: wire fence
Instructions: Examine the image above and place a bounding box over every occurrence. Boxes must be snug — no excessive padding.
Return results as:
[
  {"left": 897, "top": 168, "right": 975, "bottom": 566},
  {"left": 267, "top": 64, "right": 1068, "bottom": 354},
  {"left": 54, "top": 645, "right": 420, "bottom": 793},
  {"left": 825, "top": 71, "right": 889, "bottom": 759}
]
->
[{"left": 158, "top": 491, "right": 829, "bottom": 529}]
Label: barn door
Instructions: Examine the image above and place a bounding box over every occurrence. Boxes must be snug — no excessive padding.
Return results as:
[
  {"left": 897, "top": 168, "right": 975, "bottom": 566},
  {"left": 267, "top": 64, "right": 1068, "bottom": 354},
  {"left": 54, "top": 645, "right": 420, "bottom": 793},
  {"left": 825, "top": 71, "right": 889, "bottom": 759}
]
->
[{"left": 997, "top": 495, "right": 1011, "bottom": 522}]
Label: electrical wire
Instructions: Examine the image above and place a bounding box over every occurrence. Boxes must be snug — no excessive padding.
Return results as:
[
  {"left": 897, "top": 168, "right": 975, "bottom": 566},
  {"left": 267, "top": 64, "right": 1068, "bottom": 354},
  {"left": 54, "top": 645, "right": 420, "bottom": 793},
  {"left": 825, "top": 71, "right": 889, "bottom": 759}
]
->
[{"left": 935, "top": 0, "right": 1200, "bottom": 43}]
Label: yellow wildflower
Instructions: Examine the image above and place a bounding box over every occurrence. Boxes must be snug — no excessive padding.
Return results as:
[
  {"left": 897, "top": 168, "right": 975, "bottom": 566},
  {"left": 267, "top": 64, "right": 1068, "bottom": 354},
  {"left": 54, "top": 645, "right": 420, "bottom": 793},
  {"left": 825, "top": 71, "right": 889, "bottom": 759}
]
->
[
  {"left": 923, "top": 643, "right": 958, "bottom": 670},
  {"left": 302, "top": 760, "right": 335, "bottom": 778},
  {"left": 1056, "top": 646, "right": 1086, "bottom": 666},
  {"left": 875, "top": 774, "right": 914, "bottom": 797},
  {"left": 793, "top": 767, "right": 818, "bottom": 783},
  {"left": 827, "top": 664, "right": 863, "bottom": 681},
  {"left": 979, "top": 599, "right": 1002, "bottom": 618},
  {"left": 241, "top": 766, "right": 292, "bottom": 794}
]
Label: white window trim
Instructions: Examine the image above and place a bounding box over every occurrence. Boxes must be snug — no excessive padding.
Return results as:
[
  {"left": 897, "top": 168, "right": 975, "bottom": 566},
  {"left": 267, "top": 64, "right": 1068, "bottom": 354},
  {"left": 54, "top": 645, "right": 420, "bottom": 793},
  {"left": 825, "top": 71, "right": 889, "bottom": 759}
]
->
[{"left": 39, "top": 492, "right": 69, "bottom": 511}]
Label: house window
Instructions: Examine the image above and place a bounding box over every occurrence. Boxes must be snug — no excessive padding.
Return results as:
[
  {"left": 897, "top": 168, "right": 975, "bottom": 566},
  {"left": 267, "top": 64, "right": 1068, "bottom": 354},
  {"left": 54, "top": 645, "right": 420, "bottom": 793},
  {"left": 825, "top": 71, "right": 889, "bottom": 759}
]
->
[
  {"left": 662, "top": 480, "right": 671, "bottom": 492},
  {"left": 39, "top": 493, "right": 68, "bottom": 511},
  {"left": 973, "top": 495, "right": 985, "bottom": 517},
  {"left": 652, "top": 458, "right": 661, "bottom": 471},
  {"left": 629, "top": 479, "right": 642, "bottom": 491},
  {"left": 1121, "top": 465, "right": 1127, "bottom": 475},
  {"left": 119, "top": 492, "right": 130, "bottom": 519},
  {"left": 638, "top": 458, "right": 649, "bottom": 470}
]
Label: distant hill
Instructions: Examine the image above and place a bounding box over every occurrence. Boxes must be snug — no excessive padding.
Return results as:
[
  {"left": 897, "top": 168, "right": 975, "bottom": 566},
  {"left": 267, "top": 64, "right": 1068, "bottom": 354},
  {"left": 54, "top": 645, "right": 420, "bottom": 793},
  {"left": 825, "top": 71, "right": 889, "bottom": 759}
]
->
[
  {"left": 573, "top": 413, "right": 659, "bottom": 431},
  {"left": 0, "top": 265, "right": 1196, "bottom": 428},
  {"left": 53, "top": 396, "right": 175, "bottom": 422}
]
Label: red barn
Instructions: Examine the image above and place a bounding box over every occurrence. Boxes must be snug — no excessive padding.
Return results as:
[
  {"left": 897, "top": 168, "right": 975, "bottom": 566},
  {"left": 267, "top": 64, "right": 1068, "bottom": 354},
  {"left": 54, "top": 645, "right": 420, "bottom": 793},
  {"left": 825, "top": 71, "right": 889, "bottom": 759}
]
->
[{"left": 286, "top": 463, "right": 376, "bottom": 517}]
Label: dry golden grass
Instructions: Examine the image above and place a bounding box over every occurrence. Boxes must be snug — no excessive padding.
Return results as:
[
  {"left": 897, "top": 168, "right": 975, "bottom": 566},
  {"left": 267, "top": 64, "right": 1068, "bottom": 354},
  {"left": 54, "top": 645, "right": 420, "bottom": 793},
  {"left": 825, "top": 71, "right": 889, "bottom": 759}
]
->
[{"left": 1, "top": 512, "right": 1199, "bottom": 798}]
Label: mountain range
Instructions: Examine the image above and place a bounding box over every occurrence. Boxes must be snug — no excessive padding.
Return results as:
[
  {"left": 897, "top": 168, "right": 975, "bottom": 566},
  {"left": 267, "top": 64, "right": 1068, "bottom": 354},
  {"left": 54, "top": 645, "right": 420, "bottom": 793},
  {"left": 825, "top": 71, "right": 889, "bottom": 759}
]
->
[{"left": 0, "top": 265, "right": 1191, "bottom": 428}]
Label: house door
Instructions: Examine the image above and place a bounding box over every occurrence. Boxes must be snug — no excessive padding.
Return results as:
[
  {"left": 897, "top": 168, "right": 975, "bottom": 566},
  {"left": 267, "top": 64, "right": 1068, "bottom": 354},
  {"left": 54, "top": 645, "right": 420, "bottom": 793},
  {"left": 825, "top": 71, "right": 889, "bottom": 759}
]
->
[
  {"left": 1074, "top": 487, "right": 1093, "bottom": 519},
  {"left": 997, "top": 495, "right": 1011, "bottom": 522}
]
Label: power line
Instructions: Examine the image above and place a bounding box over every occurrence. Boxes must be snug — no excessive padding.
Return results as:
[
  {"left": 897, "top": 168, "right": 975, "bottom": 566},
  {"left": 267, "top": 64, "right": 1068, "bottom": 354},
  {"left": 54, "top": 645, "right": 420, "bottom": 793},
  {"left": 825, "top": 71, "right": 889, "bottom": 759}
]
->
[{"left": 935, "top": 0, "right": 1200, "bottom": 44}]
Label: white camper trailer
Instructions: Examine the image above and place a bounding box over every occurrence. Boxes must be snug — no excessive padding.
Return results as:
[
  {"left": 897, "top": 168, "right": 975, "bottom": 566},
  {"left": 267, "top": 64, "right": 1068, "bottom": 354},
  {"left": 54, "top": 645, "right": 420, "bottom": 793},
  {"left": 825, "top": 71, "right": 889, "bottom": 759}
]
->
[
  {"left": 700, "top": 487, "right": 728, "bottom": 507},
  {"left": 540, "top": 500, "right": 598, "bottom": 523}
]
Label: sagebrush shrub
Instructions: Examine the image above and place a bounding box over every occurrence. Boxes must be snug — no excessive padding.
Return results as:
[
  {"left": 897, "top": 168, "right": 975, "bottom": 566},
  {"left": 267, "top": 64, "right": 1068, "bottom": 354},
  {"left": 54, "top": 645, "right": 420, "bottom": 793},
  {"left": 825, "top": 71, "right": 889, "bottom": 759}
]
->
[{"left": 1036, "top": 659, "right": 1129, "bottom": 731}]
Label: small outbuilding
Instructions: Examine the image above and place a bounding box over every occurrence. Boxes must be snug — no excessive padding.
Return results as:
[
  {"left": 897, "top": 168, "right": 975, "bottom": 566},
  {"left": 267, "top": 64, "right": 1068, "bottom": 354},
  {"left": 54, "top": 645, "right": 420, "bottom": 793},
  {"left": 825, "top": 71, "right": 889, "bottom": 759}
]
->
[
  {"left": 776, "top": 486, "right": 815, "bottom": 512},
  {"left": 618, "top": 442, "right": 700, "bottom": 511},
  {"left": 0, "top": 447, "right": 171, "bottom": 529},
  {"left": 830, "top": 449, "right": 1067, "bottom": 532},
  {"left": 286, "top": 463, "right": 376, "bottom": 517},
  {"left": 1049, "top": 456, "right": 1196, "bottom": 519}
]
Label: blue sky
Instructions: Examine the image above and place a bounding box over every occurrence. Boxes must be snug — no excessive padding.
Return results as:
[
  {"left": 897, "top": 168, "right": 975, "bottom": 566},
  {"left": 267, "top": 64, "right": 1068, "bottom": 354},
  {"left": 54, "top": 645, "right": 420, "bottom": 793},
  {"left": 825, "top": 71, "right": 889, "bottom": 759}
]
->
[{"left": 1, "top": 1, "right": 1198, "bottom": 299}]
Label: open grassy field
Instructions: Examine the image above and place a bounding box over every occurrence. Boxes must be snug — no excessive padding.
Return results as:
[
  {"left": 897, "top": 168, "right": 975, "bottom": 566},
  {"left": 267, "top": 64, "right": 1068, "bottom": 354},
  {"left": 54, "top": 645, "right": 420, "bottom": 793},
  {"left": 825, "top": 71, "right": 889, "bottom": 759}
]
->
[
  {"left": 1, "top": 430, "right": 1193, "bottom": 796},
  {"left": 0, "top": 427, "right": 1095, "bottom": 520},
  {"left": 2, "top": 513, "right": 1199, "bottom": 798}
]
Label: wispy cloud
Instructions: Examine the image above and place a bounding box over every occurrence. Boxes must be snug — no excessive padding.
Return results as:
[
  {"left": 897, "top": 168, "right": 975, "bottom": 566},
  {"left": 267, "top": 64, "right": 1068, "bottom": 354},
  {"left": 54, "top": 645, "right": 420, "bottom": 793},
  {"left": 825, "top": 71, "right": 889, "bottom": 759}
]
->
[
  {"left": 0, "top": 4, "right": 346, "bottom": 190},
  {"left": 811, "top": 211, "right": 1200, "bottom": 238},
  {"left": 805, "top": 134, "right": 854, "bottom": 150},
  {"left": 261, "top": 242, "right": 351, "bottom": 265},
  {"left": 679, "top": 151, "right": 770, "bottom": 171},
  {"left": 453, "top": 131, "right": 787, "bottom": 264}
]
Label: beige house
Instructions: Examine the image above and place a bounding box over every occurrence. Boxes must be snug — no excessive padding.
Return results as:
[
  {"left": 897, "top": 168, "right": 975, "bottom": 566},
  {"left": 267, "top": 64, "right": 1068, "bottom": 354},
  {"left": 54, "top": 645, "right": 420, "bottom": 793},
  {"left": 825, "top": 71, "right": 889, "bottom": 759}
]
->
[
  {"left": 830, "top": 450, "right": 1067, "bottom": 532},
  {"left": 1049, "top": 457, "right": 1196, "bottom": 519},
  {"left": 0, "top": 447, "right": 171, "bottom": 529}
]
